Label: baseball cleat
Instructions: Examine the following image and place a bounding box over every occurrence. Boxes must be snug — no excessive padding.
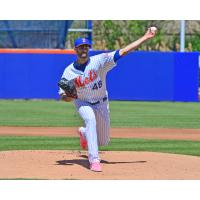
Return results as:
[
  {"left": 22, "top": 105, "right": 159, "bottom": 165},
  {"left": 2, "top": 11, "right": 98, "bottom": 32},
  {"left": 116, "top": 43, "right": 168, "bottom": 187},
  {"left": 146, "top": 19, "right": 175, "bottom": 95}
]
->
[
  {"left": 78, "top": 128, "right": 87, "bottom": 150},
  {"left": 90, "top": 161, "right": 102, "bottom": 172}
]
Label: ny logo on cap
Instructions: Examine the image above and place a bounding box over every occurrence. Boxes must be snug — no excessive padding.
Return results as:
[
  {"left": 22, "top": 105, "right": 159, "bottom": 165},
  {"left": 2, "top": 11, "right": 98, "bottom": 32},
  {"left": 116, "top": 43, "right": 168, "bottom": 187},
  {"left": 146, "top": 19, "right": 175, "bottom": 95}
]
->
[{"left": 82, "top": 38, "right": 86, "bottom": 42}]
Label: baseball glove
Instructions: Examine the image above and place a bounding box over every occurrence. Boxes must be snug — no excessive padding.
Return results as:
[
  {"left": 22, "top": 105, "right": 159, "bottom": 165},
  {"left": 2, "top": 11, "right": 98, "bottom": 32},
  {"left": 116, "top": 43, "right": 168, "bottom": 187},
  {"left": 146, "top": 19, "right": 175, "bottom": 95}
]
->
[{"left": 58, "top": 78, "right": 78, "bottom": 99}]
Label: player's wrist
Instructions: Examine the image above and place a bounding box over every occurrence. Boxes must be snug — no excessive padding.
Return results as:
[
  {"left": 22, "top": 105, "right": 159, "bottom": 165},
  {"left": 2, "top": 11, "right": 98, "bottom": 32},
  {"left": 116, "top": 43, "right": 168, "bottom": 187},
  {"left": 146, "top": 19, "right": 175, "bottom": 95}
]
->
[{"left": 141, "top": 35, "right": 149, "bottom": 42}]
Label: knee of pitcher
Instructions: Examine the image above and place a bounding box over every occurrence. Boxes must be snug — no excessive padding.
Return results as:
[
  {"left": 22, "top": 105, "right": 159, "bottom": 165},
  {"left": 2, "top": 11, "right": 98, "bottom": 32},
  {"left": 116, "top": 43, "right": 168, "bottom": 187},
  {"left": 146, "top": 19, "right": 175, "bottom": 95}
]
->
[{"left": 85, "top": 117, "right": 96, "bottom": 126}]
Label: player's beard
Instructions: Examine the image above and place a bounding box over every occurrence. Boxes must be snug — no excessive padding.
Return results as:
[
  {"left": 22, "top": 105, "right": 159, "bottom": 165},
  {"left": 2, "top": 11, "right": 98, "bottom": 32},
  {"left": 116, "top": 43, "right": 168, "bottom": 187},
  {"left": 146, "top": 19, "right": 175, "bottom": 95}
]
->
[{"left": 76, "top": 48, "right": 89, "bottom": 62}]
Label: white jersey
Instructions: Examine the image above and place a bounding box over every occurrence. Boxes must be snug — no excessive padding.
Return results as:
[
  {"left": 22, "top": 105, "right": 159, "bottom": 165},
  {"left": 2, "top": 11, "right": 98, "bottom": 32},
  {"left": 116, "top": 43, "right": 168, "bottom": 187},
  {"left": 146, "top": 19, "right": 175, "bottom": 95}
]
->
[
  {"left": 59, "top": 51, "right": 117, "bottom": 103},
  {"left": 59, "top": 50, "right": 119, "bottom": 164}
]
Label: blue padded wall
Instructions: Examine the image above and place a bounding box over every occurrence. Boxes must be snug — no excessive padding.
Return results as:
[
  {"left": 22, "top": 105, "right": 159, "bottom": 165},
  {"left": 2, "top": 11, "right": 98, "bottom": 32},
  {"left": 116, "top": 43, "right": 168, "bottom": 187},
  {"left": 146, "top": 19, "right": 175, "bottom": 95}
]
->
[{"left": 0, "top": 51, "right": 199, "bottom": 101}]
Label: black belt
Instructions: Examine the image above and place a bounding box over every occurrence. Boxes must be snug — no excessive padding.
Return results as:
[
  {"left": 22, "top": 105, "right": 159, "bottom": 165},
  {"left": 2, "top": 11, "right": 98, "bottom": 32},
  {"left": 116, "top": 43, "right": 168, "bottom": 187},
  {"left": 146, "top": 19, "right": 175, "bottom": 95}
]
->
[{"left": 89, "top": 97, "right": 107, "bottom": 105}]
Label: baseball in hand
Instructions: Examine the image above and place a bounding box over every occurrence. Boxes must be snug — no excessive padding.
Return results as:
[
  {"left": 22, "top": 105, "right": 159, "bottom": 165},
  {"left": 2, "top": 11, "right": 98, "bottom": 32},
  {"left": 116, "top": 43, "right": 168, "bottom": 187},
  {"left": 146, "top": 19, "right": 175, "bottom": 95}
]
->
[{"left": 150, "top": 26, "right": 157, "bottom": 33}]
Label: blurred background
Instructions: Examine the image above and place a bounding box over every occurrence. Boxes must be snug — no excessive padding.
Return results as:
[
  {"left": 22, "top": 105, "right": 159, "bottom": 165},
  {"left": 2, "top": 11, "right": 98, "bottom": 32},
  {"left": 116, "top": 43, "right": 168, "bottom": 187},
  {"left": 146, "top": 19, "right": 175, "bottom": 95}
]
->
[{"left": 1, "top": 20, "right": 200, "bottom": 51}]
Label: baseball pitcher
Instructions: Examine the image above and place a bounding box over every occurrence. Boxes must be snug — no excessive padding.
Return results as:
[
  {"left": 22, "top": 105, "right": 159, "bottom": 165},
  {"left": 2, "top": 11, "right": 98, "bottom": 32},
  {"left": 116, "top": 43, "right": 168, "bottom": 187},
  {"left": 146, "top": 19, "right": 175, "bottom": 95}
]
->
[{"left": 58, "top": 27, "right": 157, "bottom": 172}]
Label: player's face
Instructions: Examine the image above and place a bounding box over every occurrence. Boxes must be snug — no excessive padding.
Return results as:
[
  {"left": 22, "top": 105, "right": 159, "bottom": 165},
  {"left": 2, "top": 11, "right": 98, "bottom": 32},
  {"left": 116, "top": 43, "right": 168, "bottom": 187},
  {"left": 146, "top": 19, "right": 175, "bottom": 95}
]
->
[{"left": 75, "top": 44, "right": 90, "bottom": 59}]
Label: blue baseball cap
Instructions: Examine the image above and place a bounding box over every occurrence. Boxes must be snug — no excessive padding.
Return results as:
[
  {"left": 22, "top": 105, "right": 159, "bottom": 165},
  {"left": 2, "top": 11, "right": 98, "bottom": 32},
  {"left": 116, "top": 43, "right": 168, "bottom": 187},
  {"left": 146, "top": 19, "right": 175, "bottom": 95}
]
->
[{"left": 74, "top": 38, "right": 91, "bottom": 48}]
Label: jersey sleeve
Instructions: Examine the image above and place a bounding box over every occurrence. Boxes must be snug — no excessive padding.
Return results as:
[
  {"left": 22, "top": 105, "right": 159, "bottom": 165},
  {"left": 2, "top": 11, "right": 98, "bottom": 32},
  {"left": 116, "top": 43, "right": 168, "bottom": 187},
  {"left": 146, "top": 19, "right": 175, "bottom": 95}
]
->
[{"left": 100, "top": 51, "right": 117, "bottom": 72}]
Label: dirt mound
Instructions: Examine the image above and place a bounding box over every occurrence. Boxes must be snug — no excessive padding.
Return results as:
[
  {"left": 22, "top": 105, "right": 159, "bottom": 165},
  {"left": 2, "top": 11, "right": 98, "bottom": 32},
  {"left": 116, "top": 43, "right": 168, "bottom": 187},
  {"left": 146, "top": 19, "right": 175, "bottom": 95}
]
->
[{"left": 1, "top": 150, "right": 200, "bottom": 180}]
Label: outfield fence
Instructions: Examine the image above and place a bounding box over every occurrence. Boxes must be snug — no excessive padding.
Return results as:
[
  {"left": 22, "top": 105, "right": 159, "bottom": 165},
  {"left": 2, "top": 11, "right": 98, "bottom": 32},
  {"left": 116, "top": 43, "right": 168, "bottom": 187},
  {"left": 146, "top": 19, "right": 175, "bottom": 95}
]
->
[{"left": 0, "top": 49, "right": 199, "bottom": 102}]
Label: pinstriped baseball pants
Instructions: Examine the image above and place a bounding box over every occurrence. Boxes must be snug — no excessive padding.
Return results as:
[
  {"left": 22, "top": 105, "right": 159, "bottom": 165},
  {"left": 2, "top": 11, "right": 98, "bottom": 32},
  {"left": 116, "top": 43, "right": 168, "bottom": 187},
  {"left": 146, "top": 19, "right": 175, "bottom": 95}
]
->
[{"left": 74, "top": 99, "right": 110, "bottom": 163}]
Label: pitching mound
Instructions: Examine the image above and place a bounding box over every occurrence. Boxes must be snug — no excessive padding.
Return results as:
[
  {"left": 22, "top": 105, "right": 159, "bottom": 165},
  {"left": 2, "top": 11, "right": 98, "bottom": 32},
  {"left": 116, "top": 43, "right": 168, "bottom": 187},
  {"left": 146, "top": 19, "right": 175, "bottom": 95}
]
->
[{"left": 1, "top": 150, "right": 200, "bottom": 180}]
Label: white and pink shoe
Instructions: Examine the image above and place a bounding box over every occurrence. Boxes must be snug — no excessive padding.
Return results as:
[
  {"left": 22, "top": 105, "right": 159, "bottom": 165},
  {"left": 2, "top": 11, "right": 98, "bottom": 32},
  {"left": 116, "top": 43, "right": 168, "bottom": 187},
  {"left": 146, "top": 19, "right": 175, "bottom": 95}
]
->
[{"left": 90, "top": 160, "right": 102, "bottom": 172}]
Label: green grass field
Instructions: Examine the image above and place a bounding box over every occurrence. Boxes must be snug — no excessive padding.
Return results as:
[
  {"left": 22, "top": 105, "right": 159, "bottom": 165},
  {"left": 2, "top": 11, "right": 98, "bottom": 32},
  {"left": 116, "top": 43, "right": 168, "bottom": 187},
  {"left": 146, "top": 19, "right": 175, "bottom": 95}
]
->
[
  {"left": 0, "top": 136, "right": 200, "bottom": 156},
  {"left": 0, "top": 100, "right": 200, "bottom": 156},
  {"left": 0, "top": 100, "right": 200, "bottom": 128}
]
